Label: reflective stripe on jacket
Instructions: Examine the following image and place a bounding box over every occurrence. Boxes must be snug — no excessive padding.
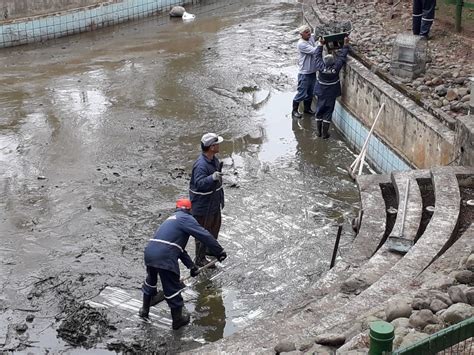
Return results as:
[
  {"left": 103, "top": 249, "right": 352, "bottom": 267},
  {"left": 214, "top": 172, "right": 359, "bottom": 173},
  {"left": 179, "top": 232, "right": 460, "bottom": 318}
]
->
[
  {"left": 144, "top": 209, "right": 224, "bottom": 274},
  {"left": 189, "top": 153, "right": 224, "bottom": 217}
]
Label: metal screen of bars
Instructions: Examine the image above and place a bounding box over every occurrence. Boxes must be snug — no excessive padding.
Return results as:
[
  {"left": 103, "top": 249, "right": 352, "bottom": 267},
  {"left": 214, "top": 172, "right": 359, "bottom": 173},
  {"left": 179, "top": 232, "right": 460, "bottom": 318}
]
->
[{"left": 393, "top": 317, "right": 473, "bottom": 355}]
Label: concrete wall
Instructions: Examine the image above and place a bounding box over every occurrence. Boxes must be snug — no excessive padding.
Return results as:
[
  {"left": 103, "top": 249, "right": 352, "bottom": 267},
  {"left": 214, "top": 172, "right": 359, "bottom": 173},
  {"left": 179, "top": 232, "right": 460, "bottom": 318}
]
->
[
  {"left": 0, "top": 0, "right": 102, "bottom": 20},
  {"left": 455, "top": 115, "right": 474, "bottom": 167},
  {"left": 340, "top": 58, "right": 456, "bottom": 169}
]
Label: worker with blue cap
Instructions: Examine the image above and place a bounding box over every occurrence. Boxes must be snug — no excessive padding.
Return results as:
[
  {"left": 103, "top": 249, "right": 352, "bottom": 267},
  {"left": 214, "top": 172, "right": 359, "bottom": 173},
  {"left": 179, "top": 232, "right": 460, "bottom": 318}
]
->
[{"left": 313, "top": 36, "right": 351, "bottom": 139}]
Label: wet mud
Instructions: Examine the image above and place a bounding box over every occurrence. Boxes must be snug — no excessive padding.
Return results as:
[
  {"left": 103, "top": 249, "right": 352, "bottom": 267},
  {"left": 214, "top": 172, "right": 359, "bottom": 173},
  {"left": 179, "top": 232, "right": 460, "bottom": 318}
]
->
[{"left": 0, "top": 0, "right": 361, "bottom": 353}]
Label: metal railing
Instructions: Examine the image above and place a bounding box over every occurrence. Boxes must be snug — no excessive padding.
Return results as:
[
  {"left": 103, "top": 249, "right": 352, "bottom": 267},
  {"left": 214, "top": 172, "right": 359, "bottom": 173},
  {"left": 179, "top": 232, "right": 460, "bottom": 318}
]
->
[
  {"left": 444, "top": 0, "right": 474, "bottom": 32},
  {"left": 392, "top": 317, "right": 474, "bottom": 355}
]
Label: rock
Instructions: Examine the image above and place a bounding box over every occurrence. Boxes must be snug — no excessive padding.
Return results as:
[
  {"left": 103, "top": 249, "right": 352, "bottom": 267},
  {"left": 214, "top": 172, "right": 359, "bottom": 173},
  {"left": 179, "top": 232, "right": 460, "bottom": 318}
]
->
[
  {"left": 448, "top": 285, "right": 468, "bottom": 304},
  {"left": 393, "top": 326, "right": 410, "bottom": 348},
  {"left": 461, "top": 94, "right": 471, "bottom": 102},
  {"left": 435, "top": 85, "right": 447, "bottom": 96},
  {"left": 454, "top": 270, "right": 474, "bottom": 285},
  {"left": 466, "top": 288, "right": 474, "bottom": 305},
  {"left": 298, "top": 342, "right": 313, "bottom": 352},
  {"left": 466, "top": 254, "right": 474, "bottom": 272},
  {"left": 169, "top": 6, "right": 185, "bottom": 17},
  {"left": 454, "top": 77, "right": 466, "bottom": 85},
  {"left": 25, "top": 314, "right": 34, "bottom": 322},
  {"left": 423, "top": 323, "right": 444, "bottom": 334},
  {"left": 315, "top": 333, "right": 346, "bottom": 346},
  {"left": 457, "top": 88, "right": 468, "bottom": 97},
  {"left": 274, "top": 341, "right": 296, "bottom": 354},
  {"left": 441, "top": 303, "right": 474, "bottom": 325},
  {"left": 391, "top": 317, "right": 410, "bottom": 329},
  {"left": 341, "top": 277, "right": 369, "bottom": 294},
  {"left": 409, "top": 309, "right": 439, "bottom": 329},
  {"left": 386, "top": 299, "right": 412, "bottom": 322},
  {"left": 430, "top": 299, "right": 448, "bottom": 313},
  {"left": 446, "top": 89, "right": 459, "bottom": 101},
  {"left": 399, "top": 331, "right": 429, "bottom": 349},
  {"left": 431, "top": 77, "right": 443, "bottom": 85},
  {"left": 337, "top": 332, "right": 370, "bottom": 352},
  {"left": 14, "top": 323, "right": 28, "bottom": 333},
  {"left": 412, "top": 298, "right": 430, "bottom": 310},
  {"left": 417, "top": 85, "right": 429, "bottom": 92}
]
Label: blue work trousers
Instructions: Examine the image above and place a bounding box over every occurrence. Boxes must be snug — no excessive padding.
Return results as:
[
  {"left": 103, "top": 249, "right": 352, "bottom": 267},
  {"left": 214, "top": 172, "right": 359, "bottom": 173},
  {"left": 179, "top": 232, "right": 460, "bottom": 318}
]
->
[
  {"left": 413, "top": 0, "right": 436, "bottom": 36},
  {"left": 293, "top": 73, "right": 316, "bottom": 103},
  {"left": 315, "top": 97, "right": 336, "bottom": 122},
  {"left": 142, "top": 266, "right": 184, "bottom": 309}
]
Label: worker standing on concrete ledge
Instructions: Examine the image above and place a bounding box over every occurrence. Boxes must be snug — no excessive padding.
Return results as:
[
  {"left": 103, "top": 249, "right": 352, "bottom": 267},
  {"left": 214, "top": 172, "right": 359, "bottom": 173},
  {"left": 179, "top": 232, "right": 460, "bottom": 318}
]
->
[
  {"left": 292, "top": 24, "right": 318, "bottom": 119},
  {"left": 139, "top": 198, "right": 227, "bottom": 330},
  {"left": 313, "top": 36, "right": 351, "bottom": 139},
  {"left": 412, "top": 0, "right": 436, "bottom": 38}
]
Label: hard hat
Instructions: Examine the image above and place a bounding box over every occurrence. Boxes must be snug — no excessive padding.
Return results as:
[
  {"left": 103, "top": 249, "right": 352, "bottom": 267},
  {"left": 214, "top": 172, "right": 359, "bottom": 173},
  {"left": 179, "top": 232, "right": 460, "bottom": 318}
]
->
[{"left": 176, "top": 198, "right": 192, "bottom": 210}]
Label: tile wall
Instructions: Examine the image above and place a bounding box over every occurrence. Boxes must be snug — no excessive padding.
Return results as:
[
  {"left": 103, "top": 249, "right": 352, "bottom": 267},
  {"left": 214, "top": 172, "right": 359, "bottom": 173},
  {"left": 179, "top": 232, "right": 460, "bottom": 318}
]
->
[
  {"left": 0, "top": 0, "right": 188, "bottom": 48},
  {"left": 333, "top": 101, "right": 412, "bottom": 173}
]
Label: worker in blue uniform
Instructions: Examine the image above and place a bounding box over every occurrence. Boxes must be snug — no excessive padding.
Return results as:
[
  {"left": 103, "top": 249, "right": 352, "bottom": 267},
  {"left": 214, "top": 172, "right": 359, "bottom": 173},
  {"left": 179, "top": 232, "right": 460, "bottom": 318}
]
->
[
  {"left": 139, "top": 198, "right": 227, "bottom": 330},
  {"left": 189, "top": 133, "right": 225, "bottom": 267},
  {"left": 412, "top": 0, "right": 436, "bottom": 38},
  {"left": 313, "top": 36, "right": 351, "bottom": 139}
]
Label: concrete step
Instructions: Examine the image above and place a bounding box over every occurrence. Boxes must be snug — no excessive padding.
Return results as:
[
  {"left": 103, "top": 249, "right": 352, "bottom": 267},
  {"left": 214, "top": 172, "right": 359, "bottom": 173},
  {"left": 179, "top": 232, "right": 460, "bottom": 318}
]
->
[
  {"left": 303, "top": 167, "right": 468, "bottom": 339},
  {"left": 386, "top": 170, "right": 430, "bottom": 253}
]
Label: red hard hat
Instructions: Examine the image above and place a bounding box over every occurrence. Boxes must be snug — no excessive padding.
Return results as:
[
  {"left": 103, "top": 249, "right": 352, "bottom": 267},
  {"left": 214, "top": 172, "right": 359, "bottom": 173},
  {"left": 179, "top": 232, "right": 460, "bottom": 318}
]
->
[{"left": 176, "top": 198, "right": 192, "bottom": 210}]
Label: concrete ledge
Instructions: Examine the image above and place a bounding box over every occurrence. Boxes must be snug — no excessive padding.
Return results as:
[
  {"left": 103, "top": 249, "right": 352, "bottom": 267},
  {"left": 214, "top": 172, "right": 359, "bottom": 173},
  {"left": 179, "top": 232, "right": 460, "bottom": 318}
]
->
[
  {"left": 388, "top": 170, "right": 430, "bottom": 243},
  {"left": 304, "top": 168, "right": 464, "bottom": 339},
  {"left": 351, "top": 174, "right": 391, "bottom": 261}
]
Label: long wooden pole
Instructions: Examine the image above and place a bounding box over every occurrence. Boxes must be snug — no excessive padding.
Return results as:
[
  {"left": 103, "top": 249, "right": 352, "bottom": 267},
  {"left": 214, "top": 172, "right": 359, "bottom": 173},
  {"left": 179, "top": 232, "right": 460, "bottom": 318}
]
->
[{"left": 350, "top": 103, "right": 385, "bottom": 174}]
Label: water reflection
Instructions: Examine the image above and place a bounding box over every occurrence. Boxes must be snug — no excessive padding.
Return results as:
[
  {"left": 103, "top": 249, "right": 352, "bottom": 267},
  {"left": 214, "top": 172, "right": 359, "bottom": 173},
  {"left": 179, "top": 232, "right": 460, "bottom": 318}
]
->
[{"left": 192, "top": 278, "right": 226, "bottom": 342}]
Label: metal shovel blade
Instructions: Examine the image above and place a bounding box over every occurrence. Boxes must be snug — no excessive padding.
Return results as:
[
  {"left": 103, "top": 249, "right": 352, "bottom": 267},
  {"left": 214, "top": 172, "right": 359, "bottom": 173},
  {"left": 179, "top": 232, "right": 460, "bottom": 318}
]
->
[{"left": 387, "top": 236, "right": 414, "bottom": 254}]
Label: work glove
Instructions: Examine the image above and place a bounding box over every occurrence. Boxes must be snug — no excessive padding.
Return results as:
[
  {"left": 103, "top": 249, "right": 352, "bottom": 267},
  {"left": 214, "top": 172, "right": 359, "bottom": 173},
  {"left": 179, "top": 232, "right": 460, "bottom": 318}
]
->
[
  {"left": 190, "top": 265, "right": 200, "bottom": 277},
  {"left": 217, "top": 251, "right": 227, "bottom": 262},
  {"left": 212, "top": 171, "right": 223, "bottom": 183}
]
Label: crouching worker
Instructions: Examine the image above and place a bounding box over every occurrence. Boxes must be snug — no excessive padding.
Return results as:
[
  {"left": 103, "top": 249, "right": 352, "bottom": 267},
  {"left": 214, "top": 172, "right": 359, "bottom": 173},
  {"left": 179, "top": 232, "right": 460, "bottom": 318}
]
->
[
  {"left": 313, "top": 36, "right": 350, "bottom": 139},
  {"left": 139, "top": 198, "right": 227, "bottom": 330}
]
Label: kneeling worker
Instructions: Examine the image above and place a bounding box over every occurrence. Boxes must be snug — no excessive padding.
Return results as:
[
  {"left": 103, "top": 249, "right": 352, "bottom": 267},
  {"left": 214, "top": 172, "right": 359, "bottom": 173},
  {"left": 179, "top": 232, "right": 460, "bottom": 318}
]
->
[{"left": 139, "top": 198, "right": 227, "bottom": 330}]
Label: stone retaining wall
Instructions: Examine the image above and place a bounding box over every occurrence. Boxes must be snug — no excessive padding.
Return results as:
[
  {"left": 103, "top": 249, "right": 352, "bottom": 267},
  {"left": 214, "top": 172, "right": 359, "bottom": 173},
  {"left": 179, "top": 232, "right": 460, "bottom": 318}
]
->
[{"left": 340, "top": 59, "right": 456, "bottom": 169}]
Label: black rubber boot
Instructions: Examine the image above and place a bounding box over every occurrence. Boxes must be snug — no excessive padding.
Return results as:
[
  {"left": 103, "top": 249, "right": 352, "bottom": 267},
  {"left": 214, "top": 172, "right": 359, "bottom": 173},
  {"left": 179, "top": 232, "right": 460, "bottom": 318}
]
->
[
  {"left": 316, "top": 119, "right": 322, "bottom": 137},
  {"left": 322, "top": 121, "right": 331, "bottom": 139},
  {"left": 292, "top": 101, "right": 302, "bottom": 118},
  {"left": 171, "top": 307, "right": 190, "bottom": 330},
  {"left": 139, "top": 294, "right": 152, "bottom": 318},
  {"left": 303, "top": 100, "right": 315, "bottom": 115},
  {"left": 149, "top": 291, "right": 165, "bottom": 307}
]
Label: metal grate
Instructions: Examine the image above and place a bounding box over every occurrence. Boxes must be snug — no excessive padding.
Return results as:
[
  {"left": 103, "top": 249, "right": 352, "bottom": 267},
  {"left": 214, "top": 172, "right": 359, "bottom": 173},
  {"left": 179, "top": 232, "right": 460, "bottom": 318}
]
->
[{"left": 393, "top": 317, "right": 474, "bottom": 355}]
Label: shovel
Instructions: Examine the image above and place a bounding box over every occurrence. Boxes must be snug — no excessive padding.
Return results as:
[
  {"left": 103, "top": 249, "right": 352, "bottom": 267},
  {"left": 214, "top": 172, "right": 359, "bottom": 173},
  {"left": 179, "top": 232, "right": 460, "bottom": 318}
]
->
[{"left": 150, "top": 259, "right": 219, "bottom": 306}]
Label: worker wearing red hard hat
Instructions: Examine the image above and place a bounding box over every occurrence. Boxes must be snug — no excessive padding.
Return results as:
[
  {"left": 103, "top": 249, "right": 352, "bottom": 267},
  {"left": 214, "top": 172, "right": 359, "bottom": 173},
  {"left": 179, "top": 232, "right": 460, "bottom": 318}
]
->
[{"left": 139, "top": 198, "right": 227, "bottom": 330}]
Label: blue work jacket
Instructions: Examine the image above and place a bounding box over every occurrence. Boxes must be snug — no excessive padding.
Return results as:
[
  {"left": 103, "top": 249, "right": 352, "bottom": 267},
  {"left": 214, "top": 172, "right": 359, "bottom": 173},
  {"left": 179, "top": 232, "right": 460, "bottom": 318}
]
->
[
  {"left": 144, "top": 209, "right": 224, "bottom": 275},
  {"left": 313, "top": 44, "right": 350, "bottom": 99},
  {"left": 189, "top": 153, "right": 224, "bottom": 217}
]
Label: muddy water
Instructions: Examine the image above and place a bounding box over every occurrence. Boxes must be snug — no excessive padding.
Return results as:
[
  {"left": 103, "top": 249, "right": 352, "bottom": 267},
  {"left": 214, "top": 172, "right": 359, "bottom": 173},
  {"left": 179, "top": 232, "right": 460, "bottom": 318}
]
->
[{"left": 0, "top": 0, "right": 360, "bottom": 353}]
